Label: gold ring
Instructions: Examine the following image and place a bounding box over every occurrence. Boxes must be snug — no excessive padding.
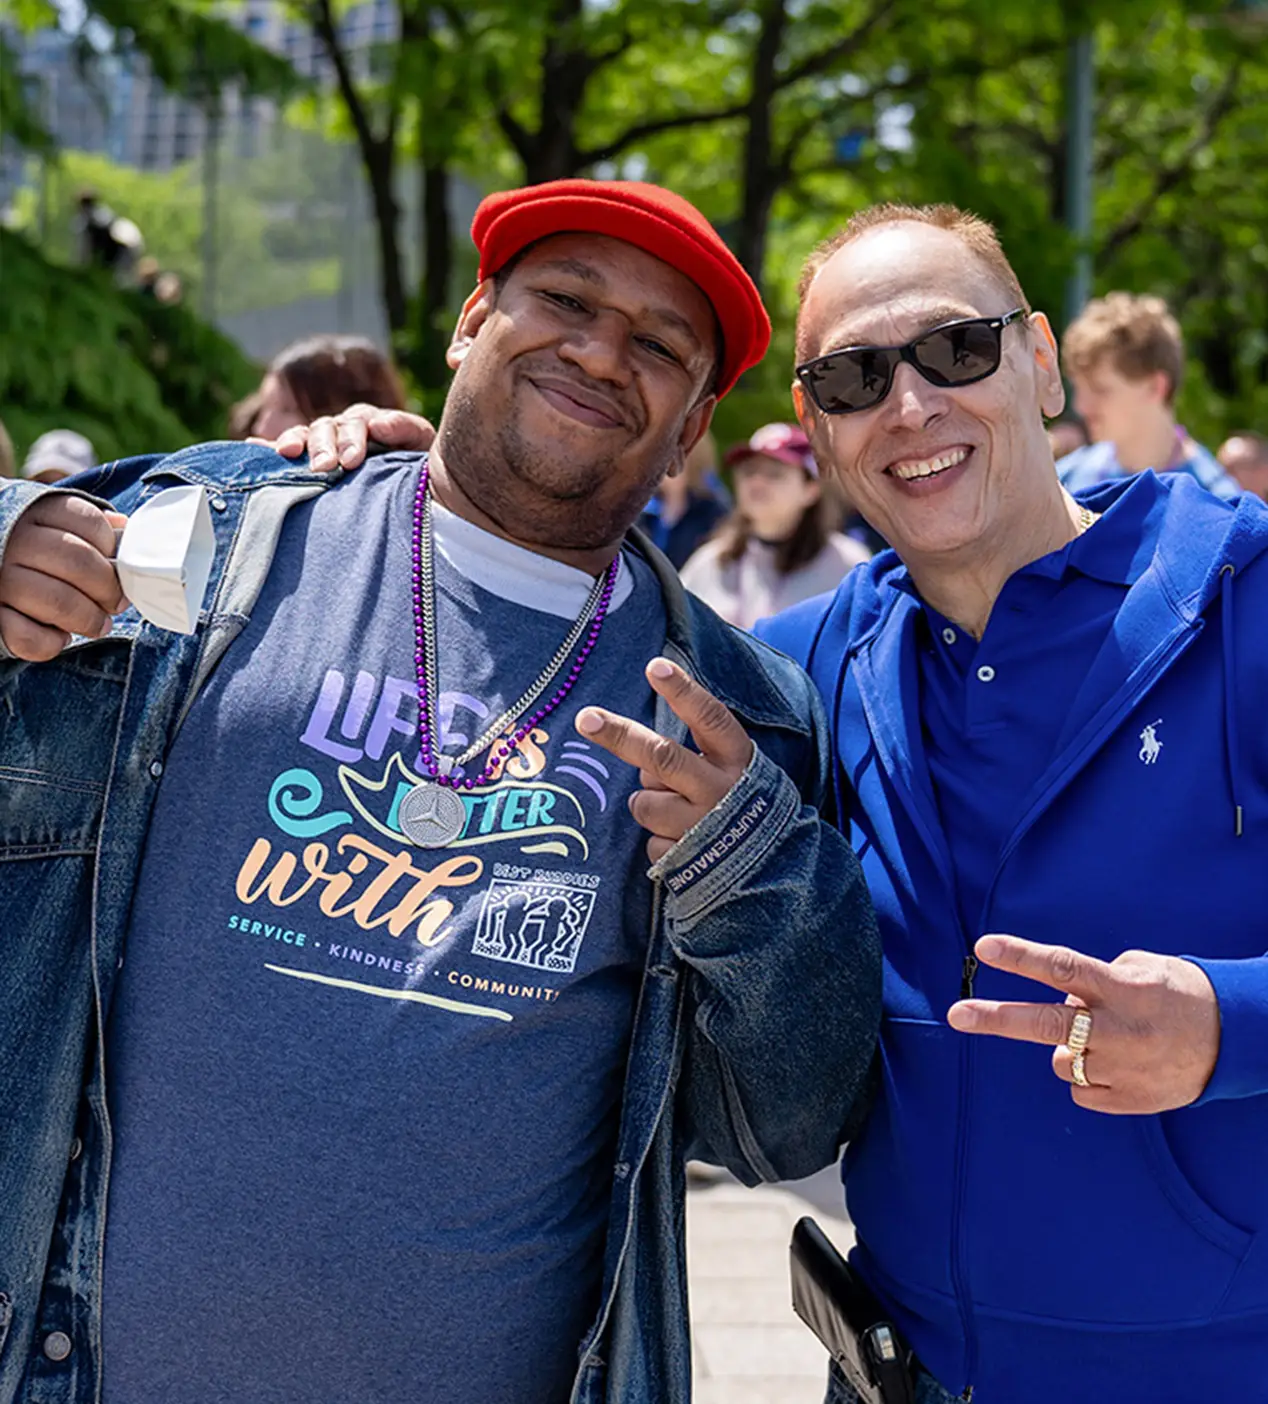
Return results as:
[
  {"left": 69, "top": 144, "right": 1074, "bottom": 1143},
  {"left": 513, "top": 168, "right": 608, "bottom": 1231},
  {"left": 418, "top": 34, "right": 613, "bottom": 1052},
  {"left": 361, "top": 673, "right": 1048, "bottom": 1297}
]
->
[
  {"left": 1071, "top": 1049, "right": 1090, "bottom": 1087},
  {"left": 1067, "top": 1008, "right": 1093, "bottom": 1054}
]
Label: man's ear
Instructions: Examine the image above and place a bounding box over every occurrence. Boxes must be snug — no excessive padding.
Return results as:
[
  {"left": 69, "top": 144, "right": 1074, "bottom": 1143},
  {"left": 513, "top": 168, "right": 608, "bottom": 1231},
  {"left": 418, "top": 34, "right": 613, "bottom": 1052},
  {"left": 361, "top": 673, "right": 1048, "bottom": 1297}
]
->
[
  {"left": 1148, "top": 369, "right": 1173, "bottom": 408},
  {"left": 1028, "top": 312, "right": 1066, "bottom": 420},
  {"left": 447, "top": 280, "right": 495, "bottom": 369},
  {"left": 792, "top": 381, "right": 830, "bottom": 457},
  {"left": 792, "top": 380, "right": 814, "bottom": 434},
  {"left": 667, "top": 395, "right": 716, "bottom": 479}
]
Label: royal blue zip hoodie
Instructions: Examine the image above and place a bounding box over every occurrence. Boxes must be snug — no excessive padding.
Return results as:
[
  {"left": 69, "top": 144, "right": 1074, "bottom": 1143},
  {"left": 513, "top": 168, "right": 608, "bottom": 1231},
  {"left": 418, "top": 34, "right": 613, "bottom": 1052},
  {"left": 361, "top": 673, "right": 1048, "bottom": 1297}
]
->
[{"left": 759, "top": 473, "right": 1268, "bottom": 1403}]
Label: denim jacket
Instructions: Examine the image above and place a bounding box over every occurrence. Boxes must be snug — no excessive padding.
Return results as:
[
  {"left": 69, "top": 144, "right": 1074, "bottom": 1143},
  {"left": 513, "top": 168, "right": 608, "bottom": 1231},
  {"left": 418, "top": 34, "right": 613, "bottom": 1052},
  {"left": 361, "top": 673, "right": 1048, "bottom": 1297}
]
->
[{"left": 0, "top": 444, "right": 880, "bottom": 1404}]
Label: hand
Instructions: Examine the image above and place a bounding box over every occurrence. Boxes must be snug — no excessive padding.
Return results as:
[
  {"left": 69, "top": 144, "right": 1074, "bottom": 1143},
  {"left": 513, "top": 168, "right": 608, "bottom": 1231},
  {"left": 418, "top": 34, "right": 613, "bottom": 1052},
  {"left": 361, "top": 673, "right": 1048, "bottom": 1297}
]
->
[
  {"left": 947, "top": 934, "right": 1221, "bottom": 1114},
  {"left": 0, "top": 495, "right": 130, "bottom": 660},
  {"left": 575, "top": 658, "right": 754, "bottom": 863},
  {"left": 262, "top": 403, "right": 437, "bottom": 473}
]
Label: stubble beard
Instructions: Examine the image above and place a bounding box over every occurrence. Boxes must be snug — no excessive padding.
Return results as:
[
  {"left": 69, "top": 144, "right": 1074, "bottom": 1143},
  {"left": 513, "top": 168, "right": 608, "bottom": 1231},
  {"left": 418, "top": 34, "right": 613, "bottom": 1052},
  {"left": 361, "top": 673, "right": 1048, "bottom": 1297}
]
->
[{"left": 438, "top": 380, "right": 666, "bottom": 553}]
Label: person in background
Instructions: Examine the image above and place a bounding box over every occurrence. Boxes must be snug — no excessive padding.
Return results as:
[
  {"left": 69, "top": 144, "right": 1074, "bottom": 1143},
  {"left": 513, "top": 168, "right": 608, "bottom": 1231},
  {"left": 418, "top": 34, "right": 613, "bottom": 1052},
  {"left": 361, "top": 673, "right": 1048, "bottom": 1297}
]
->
[
  {"left": 226, "top": 391, "right": 264, "bottom": 440},
  {"left": 75, "top": 189, "right": 144, "bottom": 284},
  {"left": 1217, "top": 430, "right": 1268, "bottom": 500},
  {"left": 636, "top": 429, "right": 730, "bottom": 567},
  {"left": 680, "top": 421, "right": 869, "bottom": 630},
  {"left": 1046, "top": 413, "right": 1088, "bottom": 461},
  {"left": 233, "top": 334, "right": 408, "bottom": 443},
  {"left": 19, "top": 429, "right": 96, "bottom": 485},
  {"left": 1057, "top": 291, "right": 1237, "bottom": 499},
  {"left": 0, "top": 418, "right": 15, "bottom": 479}
]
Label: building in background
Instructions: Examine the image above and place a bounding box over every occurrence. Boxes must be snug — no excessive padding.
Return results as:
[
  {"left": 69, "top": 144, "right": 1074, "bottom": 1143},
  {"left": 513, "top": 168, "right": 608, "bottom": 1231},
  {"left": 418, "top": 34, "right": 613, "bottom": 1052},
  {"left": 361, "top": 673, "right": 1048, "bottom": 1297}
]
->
[
  {"left": 3, "top": 1, "right": 398, "bottom": 184},
  {"left": 0, "top": 2, "right": 444, "bottom": 362}
]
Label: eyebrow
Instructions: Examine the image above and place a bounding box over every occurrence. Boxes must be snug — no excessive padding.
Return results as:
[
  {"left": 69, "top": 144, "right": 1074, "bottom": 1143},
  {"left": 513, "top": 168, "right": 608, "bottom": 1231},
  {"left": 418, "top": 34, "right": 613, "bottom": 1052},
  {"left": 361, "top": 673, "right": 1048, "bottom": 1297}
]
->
[
  {"left": 536, "top": 257, "right": 709, "bottom": 358},
  {"left": 825, "top": 303, "right": 989, "bottom": 351}
]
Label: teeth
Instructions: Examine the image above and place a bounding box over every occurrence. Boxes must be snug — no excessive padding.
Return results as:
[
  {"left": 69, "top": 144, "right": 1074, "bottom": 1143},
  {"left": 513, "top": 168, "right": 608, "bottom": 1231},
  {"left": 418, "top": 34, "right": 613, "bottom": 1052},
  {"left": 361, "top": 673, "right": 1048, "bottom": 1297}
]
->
[{"left": 891, "top": 447, "right": 969, "bottom": 480}]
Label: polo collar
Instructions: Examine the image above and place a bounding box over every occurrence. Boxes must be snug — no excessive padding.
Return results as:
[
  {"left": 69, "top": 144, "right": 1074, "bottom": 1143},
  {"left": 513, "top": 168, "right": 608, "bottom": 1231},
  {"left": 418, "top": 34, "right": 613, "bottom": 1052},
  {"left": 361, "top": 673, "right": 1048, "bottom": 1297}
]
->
[{"left": 884, "top": 470, "right": 1165, "bottom": 606}]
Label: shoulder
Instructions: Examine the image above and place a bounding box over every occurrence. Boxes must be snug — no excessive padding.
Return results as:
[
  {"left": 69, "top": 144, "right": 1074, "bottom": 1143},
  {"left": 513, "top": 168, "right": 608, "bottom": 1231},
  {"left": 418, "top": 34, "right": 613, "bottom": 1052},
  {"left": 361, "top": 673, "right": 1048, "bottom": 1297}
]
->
[
  {"left": 82, "top": 441, "right": 342, "bottom": 508},
  {"left": 756, "top": 550, "right": 899, "bottom": 662},
  {"left": 682, "top": 589, "right": 826, "bottom": 736}
]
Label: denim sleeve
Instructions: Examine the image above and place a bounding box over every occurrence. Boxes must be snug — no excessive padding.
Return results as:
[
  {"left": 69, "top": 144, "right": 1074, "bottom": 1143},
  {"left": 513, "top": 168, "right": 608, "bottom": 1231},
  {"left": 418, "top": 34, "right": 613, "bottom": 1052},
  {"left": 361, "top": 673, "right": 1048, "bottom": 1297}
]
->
[
  {"left": 1187, "top": 955, "right": 1268, "bottom": 1102},
  {"left": 652, "top": 683, "right": 882, "bottom": 1185}
]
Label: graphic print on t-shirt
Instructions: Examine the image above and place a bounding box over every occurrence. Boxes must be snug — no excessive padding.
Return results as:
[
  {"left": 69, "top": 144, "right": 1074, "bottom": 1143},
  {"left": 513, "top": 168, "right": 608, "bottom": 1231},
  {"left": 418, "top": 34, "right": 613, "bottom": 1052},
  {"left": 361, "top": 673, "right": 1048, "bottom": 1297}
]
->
[{"left": 223, "top": 600, "right": 641, "bottom": 1020}]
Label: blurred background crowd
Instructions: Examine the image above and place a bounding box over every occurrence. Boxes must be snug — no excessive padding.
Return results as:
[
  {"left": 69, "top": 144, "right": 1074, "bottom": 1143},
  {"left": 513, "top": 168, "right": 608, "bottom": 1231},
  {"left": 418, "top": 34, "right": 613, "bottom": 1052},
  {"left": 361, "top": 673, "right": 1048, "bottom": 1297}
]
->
[{"left": 3, "top": 0, "right": 1268, "bottom": 629}]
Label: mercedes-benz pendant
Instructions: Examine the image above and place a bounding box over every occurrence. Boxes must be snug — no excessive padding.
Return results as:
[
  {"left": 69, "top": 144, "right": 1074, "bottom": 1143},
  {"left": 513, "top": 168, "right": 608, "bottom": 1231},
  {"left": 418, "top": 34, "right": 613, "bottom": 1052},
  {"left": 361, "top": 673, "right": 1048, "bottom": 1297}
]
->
[{"left": 398, "top": 782, "right": 467, "bottom": 848}]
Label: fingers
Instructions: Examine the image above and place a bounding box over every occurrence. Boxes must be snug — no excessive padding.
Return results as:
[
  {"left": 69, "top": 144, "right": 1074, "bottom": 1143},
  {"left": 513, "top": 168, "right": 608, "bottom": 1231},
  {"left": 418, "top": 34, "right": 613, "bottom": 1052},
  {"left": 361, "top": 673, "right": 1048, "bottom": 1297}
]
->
[
  {"left": 0, "top": 604, "right": 71, "bottom": 662},
  {"left": 1051, "top": 1043, "right": 1109, "bottom": 1089},
  {"left": 274, "top": 406, "right": 438, "bottom": 472},
  {"left": 645, "top": 658, "right": 753, "bottom": 769},
  {"left": 7, "top": 523, "right": 126, "bottom": 615},
  {"left": 307, "top": 415, "right": 355, "bottom": 473},
  {"left": 974, "top": 934, "right": 1110, "bottom": 1002},
  {"left": 0, "top": 563, "right": 114, "bottom": 641},
  {"left": 646, "top": 835, "right": 673, "bottom": 865},
  {"left": 0, "top": 497, "right": 130, "bottom": 657},
  {"left": 358, "top": 408, "right": 437, "bottom": 453},
  {"left": 947, "top": 998, "right": 1092, "bottom": 1048},
  {"left": 27, "top": 494, "right": 121, "bottom": 563},
  {"left": 575, "top": 706, "right": 715, "bottom": 806},
  {"left": 628, "top": 787, "right": 699, "bottom": 841},
  {"left": 268, "top": 427, "right": 309, "bottom": 458}
]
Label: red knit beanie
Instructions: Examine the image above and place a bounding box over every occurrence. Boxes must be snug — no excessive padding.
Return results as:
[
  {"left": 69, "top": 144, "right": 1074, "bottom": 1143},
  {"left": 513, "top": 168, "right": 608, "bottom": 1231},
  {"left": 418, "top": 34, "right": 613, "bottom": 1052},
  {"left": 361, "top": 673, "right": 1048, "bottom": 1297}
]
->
[{"left": 471, "top": 179, "right": 771, "bottom": 397}]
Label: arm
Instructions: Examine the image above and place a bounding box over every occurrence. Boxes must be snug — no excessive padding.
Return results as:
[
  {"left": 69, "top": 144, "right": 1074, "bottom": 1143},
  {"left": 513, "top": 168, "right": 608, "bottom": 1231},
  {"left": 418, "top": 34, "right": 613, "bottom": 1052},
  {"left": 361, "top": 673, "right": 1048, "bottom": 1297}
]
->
[
  {"left": 1187, "top": 956, "right": 1268, "bottom": 1102},
  {"left": 577, "top": 658, "right": 881, "bottom": 1184},
  {"left": 659, "top": 739, "right": 881, "bottom": 1183}
]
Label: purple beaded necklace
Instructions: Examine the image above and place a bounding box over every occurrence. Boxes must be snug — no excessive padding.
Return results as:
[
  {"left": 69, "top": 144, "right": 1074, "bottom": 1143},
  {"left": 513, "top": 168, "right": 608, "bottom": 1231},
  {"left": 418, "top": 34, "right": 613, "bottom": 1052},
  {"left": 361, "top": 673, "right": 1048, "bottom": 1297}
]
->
[{"left": 397, "top": 458, "right": 620, "bottom": 849}]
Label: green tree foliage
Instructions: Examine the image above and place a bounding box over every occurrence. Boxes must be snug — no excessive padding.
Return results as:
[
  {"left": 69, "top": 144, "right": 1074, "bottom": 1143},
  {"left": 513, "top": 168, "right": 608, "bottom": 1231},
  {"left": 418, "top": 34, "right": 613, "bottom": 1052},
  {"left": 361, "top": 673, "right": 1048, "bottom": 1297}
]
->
[
  {"left": 0, "top": 229, "right": 257, "bottom": 461},
  {"left": 6, "top": 0, "right": 1268, "bottom": 446}
]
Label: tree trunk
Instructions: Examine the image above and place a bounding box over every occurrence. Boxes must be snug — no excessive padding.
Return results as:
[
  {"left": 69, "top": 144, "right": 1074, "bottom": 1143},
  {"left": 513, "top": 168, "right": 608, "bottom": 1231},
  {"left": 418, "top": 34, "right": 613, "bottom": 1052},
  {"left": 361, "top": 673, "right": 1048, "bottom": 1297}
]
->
[
  {"left": 735, "top": 0, "right": 788, "bottom": 290},
  {"left": 364, "top": 141, "right": 408, "bottom": 337},
  {"left": 418, "top": 157, "right": 453, "bottom": 394},
  {"left": 527, "top": 0, "right": 586, "bottom": 181}
]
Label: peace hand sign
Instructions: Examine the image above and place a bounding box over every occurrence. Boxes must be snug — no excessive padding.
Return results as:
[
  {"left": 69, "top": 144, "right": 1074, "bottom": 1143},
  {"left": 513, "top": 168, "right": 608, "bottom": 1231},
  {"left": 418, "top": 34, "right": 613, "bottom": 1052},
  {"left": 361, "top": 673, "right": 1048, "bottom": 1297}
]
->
[
  {"left": 576, "top": 658, "right": 754, "bottom": 863},
  {"left": 947, "top": 934, "right": 1221, "bottom": 1114}
]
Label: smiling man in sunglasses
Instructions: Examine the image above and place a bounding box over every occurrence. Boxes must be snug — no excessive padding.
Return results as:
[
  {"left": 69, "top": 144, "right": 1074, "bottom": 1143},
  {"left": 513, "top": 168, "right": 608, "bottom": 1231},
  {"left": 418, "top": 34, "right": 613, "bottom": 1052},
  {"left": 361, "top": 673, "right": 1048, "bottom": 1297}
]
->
[{"left": 754, "top": 202, "right": 1268, "bottom": 1404}]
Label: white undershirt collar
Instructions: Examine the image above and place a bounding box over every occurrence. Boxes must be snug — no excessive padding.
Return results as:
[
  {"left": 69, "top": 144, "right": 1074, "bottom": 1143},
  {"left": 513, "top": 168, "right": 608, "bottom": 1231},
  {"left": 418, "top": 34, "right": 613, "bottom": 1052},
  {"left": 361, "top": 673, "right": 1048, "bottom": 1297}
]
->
[{"left": 431, "top": 498, "right": 634, "bottom": 620}]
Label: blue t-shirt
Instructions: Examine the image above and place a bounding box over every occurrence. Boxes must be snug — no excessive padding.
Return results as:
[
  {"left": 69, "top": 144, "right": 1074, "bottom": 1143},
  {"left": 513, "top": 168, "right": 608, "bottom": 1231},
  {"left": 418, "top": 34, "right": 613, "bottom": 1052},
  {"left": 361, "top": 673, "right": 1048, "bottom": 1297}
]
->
[
  {"left": 915, "top": 476, "right": 1156, "bottom": 938},
  {"left": 101, "top": 457, "right": 666, "bottom": 1403},
  {"left": 1058, "top": 437, "right": 1238, "bottom": 500}
]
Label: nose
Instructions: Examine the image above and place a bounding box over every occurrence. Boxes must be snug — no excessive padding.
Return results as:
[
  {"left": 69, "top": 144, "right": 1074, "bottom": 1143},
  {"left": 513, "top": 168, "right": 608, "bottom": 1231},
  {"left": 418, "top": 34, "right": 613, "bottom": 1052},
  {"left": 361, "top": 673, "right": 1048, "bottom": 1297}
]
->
[
  {"left": 558, "top": 310, "right": 634, "bottom": 387},
  {"left": 885, "top": 360, "right": 950, "bottom": 431}
]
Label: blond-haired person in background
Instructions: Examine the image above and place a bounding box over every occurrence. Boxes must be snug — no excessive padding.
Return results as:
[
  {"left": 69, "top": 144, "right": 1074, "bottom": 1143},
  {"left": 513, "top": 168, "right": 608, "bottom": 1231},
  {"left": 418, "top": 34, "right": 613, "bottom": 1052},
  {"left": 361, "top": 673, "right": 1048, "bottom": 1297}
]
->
[{"left": 1057, "top": 291, "right": 1237, "bottom": 499}]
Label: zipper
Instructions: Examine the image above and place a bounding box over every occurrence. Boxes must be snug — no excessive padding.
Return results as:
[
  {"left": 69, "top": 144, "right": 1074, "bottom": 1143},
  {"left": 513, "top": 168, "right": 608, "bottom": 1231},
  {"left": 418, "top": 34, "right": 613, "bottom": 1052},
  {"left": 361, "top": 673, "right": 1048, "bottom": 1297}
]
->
[
  {"left": 949, "top": 1032, "right": 978, "bottom": 1395},
  {"left": 959, "top": 954, "right": 979, "bottom": 1000}
]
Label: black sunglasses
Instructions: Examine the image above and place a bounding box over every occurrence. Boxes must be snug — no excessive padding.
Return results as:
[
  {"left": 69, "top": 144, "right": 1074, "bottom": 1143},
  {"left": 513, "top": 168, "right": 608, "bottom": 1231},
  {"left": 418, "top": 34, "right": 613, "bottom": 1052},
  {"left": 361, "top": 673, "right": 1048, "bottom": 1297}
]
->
[{"left": 795, "top": 309, "right": 1027, "bottom": 415}]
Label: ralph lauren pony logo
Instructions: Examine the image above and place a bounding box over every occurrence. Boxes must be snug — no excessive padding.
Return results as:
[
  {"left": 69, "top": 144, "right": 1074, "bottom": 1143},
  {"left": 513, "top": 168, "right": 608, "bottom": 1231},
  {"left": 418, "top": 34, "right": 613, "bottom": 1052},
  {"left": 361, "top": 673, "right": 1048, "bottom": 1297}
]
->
[{"left": 1138, "top": 719, "right": 1163, "bottom": 765}]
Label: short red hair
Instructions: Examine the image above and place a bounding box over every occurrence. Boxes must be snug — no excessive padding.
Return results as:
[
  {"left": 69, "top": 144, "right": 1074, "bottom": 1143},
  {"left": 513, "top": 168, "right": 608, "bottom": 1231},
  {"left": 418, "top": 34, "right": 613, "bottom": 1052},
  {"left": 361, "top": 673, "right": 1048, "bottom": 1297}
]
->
[{"left": 796, "top": 203, "right": 1029, "bottom": 358}]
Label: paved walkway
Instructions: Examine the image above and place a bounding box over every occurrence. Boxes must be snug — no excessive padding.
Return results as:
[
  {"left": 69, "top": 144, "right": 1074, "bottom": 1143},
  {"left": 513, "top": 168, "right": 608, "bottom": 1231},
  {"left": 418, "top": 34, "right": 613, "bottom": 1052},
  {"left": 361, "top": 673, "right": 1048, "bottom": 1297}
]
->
[{"left": 687, "top": 1163, "right": 854, "bottom": 1404}]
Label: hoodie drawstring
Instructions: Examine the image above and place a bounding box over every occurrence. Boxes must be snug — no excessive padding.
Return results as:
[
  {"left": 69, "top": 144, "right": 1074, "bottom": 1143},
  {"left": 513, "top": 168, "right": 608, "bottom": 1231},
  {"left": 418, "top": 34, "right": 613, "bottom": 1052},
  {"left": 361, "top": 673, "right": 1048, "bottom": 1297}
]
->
[{"left": 1220, "top": 563, "right": 1244, "bottom": 837}]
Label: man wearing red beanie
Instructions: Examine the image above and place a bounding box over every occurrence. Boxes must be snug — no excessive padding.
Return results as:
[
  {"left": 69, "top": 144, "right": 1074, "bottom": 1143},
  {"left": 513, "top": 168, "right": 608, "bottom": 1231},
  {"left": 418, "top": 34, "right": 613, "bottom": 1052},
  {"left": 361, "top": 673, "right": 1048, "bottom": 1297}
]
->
[{"left": 0, "top": 180, "right": 879, "bottom": 1404}]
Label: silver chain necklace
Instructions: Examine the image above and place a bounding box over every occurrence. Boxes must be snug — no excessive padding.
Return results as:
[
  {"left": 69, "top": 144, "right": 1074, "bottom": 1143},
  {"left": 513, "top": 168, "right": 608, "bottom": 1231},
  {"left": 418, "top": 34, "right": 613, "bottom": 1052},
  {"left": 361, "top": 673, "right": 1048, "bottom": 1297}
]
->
[{"left": 398, "top": 464, "right": 618, "bottom": 849}]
